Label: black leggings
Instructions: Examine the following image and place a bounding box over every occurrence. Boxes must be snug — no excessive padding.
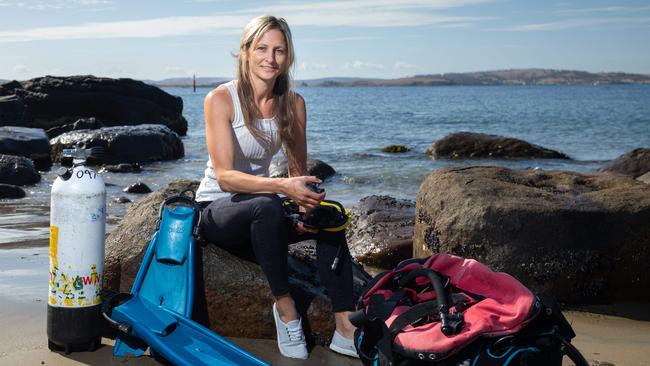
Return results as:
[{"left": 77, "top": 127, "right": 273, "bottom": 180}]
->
[{"left": 199, "top": 193, "right": 354, "bottom": 312}]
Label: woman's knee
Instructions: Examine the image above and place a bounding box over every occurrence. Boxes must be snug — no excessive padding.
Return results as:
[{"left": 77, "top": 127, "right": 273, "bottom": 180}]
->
[{"left": 248, "top": 194, "right": 285, "bottom": 221}]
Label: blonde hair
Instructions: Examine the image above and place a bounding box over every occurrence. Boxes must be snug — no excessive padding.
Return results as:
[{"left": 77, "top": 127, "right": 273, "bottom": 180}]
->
[{"left": 236, "top": 15, "right": 299, "bottom": 174}]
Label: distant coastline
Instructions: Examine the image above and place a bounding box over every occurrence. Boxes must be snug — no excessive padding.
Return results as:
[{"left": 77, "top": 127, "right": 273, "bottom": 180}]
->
[
  {"left": 141, "top": 68, "right": 650, "bottom": 88},
  {"left": 2, "top": 68, "right": 650, "bottom": 89}
]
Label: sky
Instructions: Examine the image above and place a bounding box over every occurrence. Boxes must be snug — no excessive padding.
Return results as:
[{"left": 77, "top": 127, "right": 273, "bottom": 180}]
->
[{"left": 1, "top": 0, "right": 649, "bottom": 81}]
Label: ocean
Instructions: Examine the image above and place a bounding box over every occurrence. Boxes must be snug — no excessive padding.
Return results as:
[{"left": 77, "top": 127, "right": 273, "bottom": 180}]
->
[{"left": 2, "top": 84, "right": 650, "bottom": 246}]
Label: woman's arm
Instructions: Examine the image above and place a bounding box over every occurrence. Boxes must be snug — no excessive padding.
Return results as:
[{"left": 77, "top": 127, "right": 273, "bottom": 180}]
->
[
  {"left": 204, "top": 87, "right": 323, "bottom": 207},
  {"left": 288, "top": 94, "right": 308, "bottom": 177}
]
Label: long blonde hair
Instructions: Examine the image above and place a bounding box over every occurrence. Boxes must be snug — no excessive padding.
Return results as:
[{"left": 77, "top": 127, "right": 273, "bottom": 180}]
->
[{"left": 236, "top": 15, "right": 299, "bottom": 173}]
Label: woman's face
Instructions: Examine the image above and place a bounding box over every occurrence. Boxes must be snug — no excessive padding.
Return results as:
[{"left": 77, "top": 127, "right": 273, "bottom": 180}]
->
[{"left": 248, "top": 28, "right": 288, "bottom": 83}]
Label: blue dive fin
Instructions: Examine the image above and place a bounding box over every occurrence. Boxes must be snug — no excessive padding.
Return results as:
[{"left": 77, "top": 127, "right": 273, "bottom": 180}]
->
[
  {"left": 108, "top": 195, "right": 268, "bottom": 365},
  {"left": 112, "top": 296, "right": 269, "bottom": 366}
]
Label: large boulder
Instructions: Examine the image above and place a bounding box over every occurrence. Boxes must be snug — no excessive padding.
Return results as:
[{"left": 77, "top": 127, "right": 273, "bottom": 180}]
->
[
  {"left": 0, "top": 154, "right": 40, "bottom": 186},
  {"left": 104, "top": 180, "right": 371, "bottom": 343},
  {"left": 599, "top": 148, "right": 650, "bottom": 178},
  {"left": 427, "top": 132, "right": 570, "bottom": 160},
  {"left": 270, "top": 158, "right": 336, "bottom": 181},
  {"left": 413, "top": 166, "right": 650, "bottom": 304},
  {"left": 0, "top": 76, "right": 187, "bottom": 135},
  {"left": 0, "top": 183, "right": 26, "bottom": 199},
  {"left": 0, "top": 126, "right": 52, "bottom": 170},
  {"left": 46, "top": 117, "right": 105, "bottom": 139},
  {"left": 50, "top": 124, "right": 184, "bottom": 165},
  {"left": 346, "top": 195, "right": 415, "bottom": 269}
]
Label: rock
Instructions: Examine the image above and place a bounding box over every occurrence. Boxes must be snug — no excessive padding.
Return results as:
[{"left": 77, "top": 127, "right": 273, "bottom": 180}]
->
[
  {"left": 413, "top": 166, "right": 650, "bottom": 304},
  {"left": 113, "top": 196, "right": 132, "bottom": 204},
  {"left": 46, "top": 117, "right": 105, "bottom": 139},
  {"left": 269, "top": 158, "right": 336, "bottom": 181},
  {"left": 50, "top": 124, "right": 184, "bottom": 165},
  {"left": 426, "top": 132, "right": 570, "bottom": 160},
  {"left": 589, "top": 361, "right": 615, "bottom": 366},
  {"left": 99, "top": 163, "right": 141, "bottom": 174},
  {"left": 0, "top": 154, "right": 40, "bottom": 186},
  {"left": 123, "top": 182, "right": 151, "bottom": 194},
  {"left": 0, "top": 80, "right": 22, "bottom": 96},
  {"left": 0, "top": 75, "right": 187, "bottom": 135},
  {"left": 381, "top": 145, "right": 410, "bottom": 153},
  {"left": 346, "top": 195, "right": 415, "bottom": 269},
  {"left": 0, "top": 126, "right": 52, "bottom": 170},
  {"left": 637, "top": 171, "right": 650, "bottom": 184},
  {"left": 599, "top": 148, "right": 650, "bottom": 178},
  {"left": 0, "top": 183, "right": 26, "bottom": 199},
  {"left": 104, "top": 180, "right": 371, "bottom": 343}
]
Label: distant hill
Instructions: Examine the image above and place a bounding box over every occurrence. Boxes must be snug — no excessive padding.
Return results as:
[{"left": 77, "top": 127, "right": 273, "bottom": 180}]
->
[
  {"left": 146, "top": 77, "right": 229, "bottom": 87},
  {"left": 0, "top": 79, "right": 8, "bottom": 84},
  {"left": 305, "top": 69, "right": 650, "bottom": 87}
]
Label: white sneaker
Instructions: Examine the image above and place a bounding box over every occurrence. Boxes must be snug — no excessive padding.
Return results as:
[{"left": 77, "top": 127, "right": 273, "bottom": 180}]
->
[
  {"left": 329, "top": 330, "right": 359, "bottom": 358},
  {"left": 272, "top": 303, "right": 308, "bottom": 359}
]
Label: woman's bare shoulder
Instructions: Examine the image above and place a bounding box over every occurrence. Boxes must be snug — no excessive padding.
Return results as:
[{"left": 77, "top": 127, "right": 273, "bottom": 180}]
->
[{"left": 204, "top": 84, "right": 234, "bottom": 120}]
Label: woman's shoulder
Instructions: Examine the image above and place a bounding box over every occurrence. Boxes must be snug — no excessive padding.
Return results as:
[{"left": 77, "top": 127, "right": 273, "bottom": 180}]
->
[{"left": 204, "top": 83, "right": 234, "bottom": 121}]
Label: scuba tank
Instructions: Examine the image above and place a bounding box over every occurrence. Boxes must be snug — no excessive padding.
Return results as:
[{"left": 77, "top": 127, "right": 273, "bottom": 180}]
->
[{"left": 47, "top": 145, "right": 106, "bottom": 353}]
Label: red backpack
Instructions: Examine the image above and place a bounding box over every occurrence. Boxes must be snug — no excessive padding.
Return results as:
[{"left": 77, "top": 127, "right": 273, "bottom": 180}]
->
[{"left": 350, "top": 254, "right": 588, "bottom": 366}]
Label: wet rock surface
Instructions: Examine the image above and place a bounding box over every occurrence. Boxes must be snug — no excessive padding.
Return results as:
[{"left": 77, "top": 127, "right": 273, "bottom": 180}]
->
[
  {"left": 413, "top": 166, "right": 650, "bottom": 304},
  {"left": 50, "top": 124, "right": 183, "bottom": 165},
  {"left": 427, "top": 132, "right": 571, "bottom": 160},
  {"left": 599, "top": 148, "right": 650, "bottom": 178},
  {"left": 269, "top": 158, "right": 336, "bottom": 181},
  {"left": 45, "top": 117, "right": 105, "bottom": 139},
  {"left": 123, "top": 182, "right": 151, "bottom": 194},
  {"left": 0, "top": 183, "right": 26, "bottom": 199},
  {"left": 346, "top": 195, "right": 415, "bottom": 269},
  {"left": 0, "top": 154, "right": 40, "bottom": 186},
  {"left": 100, "top": 163, "right": 141, "bottom": 174},
  {"left": 0, "top": 126, "right": 52, "bottom": 170},
  {"left": 104, "top": 180, "right": 371, "bottom": 343},
  {"left": 381, "top": 145, "right": 410, "bottom": 153},
  {"left": 0, "top": 76, "right": 188, "bottom": 135}
]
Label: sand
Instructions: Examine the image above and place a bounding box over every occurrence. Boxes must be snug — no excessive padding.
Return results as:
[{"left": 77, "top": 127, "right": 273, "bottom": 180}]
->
[{"left": 1, "top": 246, "right": 649, "bottom": 366}]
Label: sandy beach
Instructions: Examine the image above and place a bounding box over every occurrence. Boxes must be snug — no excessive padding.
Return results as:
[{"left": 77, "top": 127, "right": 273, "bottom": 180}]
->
[{"left": 1, "top": 244, "right": 649, "bottom": 366}]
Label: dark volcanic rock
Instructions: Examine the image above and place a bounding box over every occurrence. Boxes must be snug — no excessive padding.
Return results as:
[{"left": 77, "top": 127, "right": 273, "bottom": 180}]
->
[
  {"left": 599, "top": 148, "right": 650, "bottom": 178},
  {"left": 0, "top": 183, "right": 26, "bottom": 199},
  {"left": 381, "top": 145, "right": 410, "bottom": 153},
  {"left": 113, "top": 196, "right": 132, "bottom": 204},
  {"left": 104, "top": 180, "right": 371, "bottom": 342},
  {"left": 0, "top": 154, "right": 40, "bottom": 186},
  {"left": 99, "top": 163, "right": 141, "bottom": 174},
  {"left": 269, "top": 158, "right": 336, "bottom": 181},
  {"left": 0, "top": 75, "right": 187, "bottom": 135},
  {"left": 123, "top": 182, "right": 152, "bottom": 194},
  {"left": 0, "top": 126, "right": 52, "bottom": 170},
  {"left": 50, "top": 124, "right": 183, "bottom": 165},
  {"left": 413, "top": 166, "right": 650, "bottom": 304},
  {"left": 46, "top": 117, "right": 105, "bottom": 139},
  {"left": 427, "top": 132, "right": 570, "bottom": 160},
  {"left": 346, "top": 195, "right": 415, "bottom": 269}
]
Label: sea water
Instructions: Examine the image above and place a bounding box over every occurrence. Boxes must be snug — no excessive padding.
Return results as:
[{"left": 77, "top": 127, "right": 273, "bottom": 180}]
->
[{"left": 2, "top": 85, "right": 650, "bottom": 245}]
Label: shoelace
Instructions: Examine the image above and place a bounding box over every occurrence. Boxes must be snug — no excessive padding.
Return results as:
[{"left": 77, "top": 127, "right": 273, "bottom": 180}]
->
[{"left": 286, "top": 326, "right": 304, "bottom": 342}]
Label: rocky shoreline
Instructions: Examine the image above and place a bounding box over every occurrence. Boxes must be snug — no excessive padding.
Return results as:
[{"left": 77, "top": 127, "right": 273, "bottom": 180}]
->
[{"left": 1, "top": 76, "right": 650, "bottom": 363}]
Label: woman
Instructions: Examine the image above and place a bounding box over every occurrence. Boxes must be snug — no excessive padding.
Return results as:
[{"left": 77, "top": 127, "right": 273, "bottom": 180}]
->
[{"left": 195, "top": 15, "right": 357, "bottom": 359}]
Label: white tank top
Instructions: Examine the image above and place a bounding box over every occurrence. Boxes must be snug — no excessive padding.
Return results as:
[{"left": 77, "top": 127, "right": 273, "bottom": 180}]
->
[{"left": 195, "top": 80, "right": 283, "bottom": 202}]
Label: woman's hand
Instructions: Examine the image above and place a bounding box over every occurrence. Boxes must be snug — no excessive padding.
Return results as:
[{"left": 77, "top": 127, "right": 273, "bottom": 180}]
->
[{"left": 283, "top": 175, "right": 325, "bottom": 209}]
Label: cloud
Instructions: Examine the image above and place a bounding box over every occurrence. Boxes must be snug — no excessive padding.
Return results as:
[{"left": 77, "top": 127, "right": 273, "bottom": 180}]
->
[
  {"left": 298, "top": 62, "right": 329, "bottom": 70},
  {"left": 506, "top": 16, "right": 650, "bottom": 31},
  {"left": 394, "top": 61, "right": 417, "bottom": 69},
  {"left": 0, "top": 0, "right": 112, "bottom": 10},
  {"left": 344, "top": 60, "right": 384, "bottom": 70},
  {"left": 300, "top": 36, "right": 376, "bottom": 43},
  {"left": 13, "top": 65, "right": 32, "bottom": 74},
  {"left": 0, "top": 0, "right": 495, "bottom": 43}
]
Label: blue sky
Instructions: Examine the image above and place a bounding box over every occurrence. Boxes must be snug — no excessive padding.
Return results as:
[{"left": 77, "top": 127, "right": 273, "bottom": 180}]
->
[{"left": 1, "top": 0, "right": 649, "bottom": 81}]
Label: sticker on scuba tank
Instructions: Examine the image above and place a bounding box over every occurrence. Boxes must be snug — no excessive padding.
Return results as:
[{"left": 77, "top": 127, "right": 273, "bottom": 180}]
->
[
  {"left": 49, "top": 226, "right": 58, "bottom": 265},
  {"left": 49, "top": 263, "right": 103, "bottom": 307}
]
